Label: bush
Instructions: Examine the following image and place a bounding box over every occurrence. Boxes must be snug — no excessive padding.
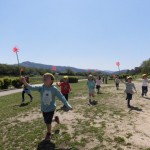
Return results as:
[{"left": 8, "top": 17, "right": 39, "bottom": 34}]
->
[
  {"left": 0, "top": 80, "right": 3, "bottom": 89},
  {"left": 1, "top": 78, "right": 11, "bottom": 89},
  {"left": 68, "top": 76, "right": 78, "bottom": 83},
  {"left": 12, "top": 79, "right": 22, "bottom": 88}
]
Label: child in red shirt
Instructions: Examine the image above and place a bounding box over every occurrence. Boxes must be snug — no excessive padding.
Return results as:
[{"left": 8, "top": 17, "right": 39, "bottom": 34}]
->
[{"left": 57, "top": 76, "right": 71, "bottom": 108}]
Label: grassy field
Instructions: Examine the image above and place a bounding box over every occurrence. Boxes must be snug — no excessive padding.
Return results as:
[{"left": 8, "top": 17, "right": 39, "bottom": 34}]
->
[{"left": 0, "top": 80, "right": 150, "bottom": 150}]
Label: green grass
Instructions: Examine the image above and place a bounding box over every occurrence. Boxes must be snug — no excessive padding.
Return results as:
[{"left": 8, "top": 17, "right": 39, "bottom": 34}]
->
[{"left": 0, "top": 80, "right": 147, "bottom": 150}]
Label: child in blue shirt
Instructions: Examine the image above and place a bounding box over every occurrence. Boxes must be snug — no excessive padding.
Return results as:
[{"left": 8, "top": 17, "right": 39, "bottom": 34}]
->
[
  {"left": 87, "top": 74, "right": 96, "bottom": 104},
  {"left": 21, "top": 73, "right": 72, "bottom": 140}
]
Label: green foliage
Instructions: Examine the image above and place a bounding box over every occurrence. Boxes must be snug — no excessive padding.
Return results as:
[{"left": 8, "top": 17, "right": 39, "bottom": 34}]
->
[
  {"left": 65, "top": 68, "right": 75, "bottom": 75},
  {"left": 68, "top": 76, "right": 78, "bottom": 83},
  {"left": 0, "top": 80, "right": 3, "bottom": 89},
  {"left": 114, "top": 136, "right": 125, "bottom": 145},
  {"left": 140, "top": 58, "right": 150, "bottom": 74},
  {"left": 0, "top": 78, "right": 11, "bottom": 89},
  {"left": 12, "top": 79, "right": 22, "bottom": 88}
]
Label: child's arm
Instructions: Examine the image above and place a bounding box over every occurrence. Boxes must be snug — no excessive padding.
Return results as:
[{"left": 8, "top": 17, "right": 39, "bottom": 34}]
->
[
  {"left": 20, "top": 76, "right": 41, "bottom": 91},
  {"left": 56, "top": 82, "right": 60, "bottom": 86},
  {"left": 20, "top": 76, "right": 29, "bottom": 86},
  {"left": 69, "top": 83, "right": 71, "bottom": 92},
  {"left": 133, "top": 84, "right": 137, "bottom": 93},
  {"left": 56, "top": 89, "right": 72, "bottom": 110}
]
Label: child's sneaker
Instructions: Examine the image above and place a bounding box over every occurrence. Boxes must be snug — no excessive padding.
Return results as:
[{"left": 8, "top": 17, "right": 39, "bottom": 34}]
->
[
  {"left": 54, "top": 116, "right": 60, "bottom": 124},
  {"left": 44, "top": 133, "right": 51, "bottom": 140}
]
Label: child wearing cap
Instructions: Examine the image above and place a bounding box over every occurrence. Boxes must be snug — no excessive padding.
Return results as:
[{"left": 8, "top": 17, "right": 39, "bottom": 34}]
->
[
  {"left": 56, "top": 76, "right": 71, "bottom": 109},
  {"left": 141, "top": 74, "right": 150, "bottom": 97},
  {"left": 20, "top": 73, "right": 72, "bottom": 141},
  {"left": 87, "top": 74, "right": 96, "bottom": 104},
  {"left": 22, "top": 76, "right": 33, "bottom": 103},
  {"left": 121, "top": 76, "right": 137, "bottom": 108}
]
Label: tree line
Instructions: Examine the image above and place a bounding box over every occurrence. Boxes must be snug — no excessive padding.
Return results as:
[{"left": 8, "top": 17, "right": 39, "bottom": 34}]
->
[{"left": 0, "top": 58, "right": 150, "bottom": 77}]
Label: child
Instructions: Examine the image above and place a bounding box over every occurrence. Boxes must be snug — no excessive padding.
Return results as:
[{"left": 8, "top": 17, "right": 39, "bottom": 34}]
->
[
  {"left": 121, "top": 76, "right": 137, "bottom": 108},
  {"left": 20, "top": 73, "right": 72, "bottom": 140},
  {"left": 22, "top": 76, "right": 33, "bottom": 103},
  {"left": 96, "top": 76, "right": 103, "bottom": 94},
  {"left": 115, "top": 76, "right": 120, "bottom": 90},
  {"left": 87, "top": 74, "right": 96, "bottom": 104},
  {"left": 56, "top": 76, "right": 71, "bottom": 108},
  {"left": 141, "top": 74, "right": 149, "bottom": 97}
]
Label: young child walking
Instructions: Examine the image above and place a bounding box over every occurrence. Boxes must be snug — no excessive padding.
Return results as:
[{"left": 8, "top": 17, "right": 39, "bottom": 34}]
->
[
  {"left": 96, "top": 75, "right": 103, "bottom": 94},
  {"left": 141, "top": 74, "right": 149, "bottom": 97},
  {"left": 22, "top": 76, "right": 33, "bottom": 103},
  {"left": 121, "top": 76, "right": 137, "bottom": 108},
  {"left": 87, "top": 74, "right": 96, "bottom": 104},
  {"left": 115, "top": 76, "right": 120, "bottom": 90},
  {"left": 20, "top": 73, "right": 72, "bottom": 140},
  {"left": 56, "top": 76, "right": 71, "bottom": 109}
]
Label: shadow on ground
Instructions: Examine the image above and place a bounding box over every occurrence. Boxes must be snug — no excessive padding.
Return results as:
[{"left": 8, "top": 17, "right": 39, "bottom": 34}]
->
[
  {"left": 37, "top": 140, "right": 72, "bottom": 150},
  {"left": 13, "top": 102, "right": 30, "bottom": 109},
  {"left": 37, "top": 140, "right": 55, "bottom": 150},
  {"left": 128, "top": 106, "right": 143, "bottom": 113},
  {"left": 90, "top": 100, "right": 98, "bottom": 105},
  {"left": 143, "top": 97, "right": 150, "bottom": 100}
]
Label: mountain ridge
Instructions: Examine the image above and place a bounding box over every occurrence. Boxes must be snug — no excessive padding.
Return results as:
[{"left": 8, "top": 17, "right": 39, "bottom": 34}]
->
[{"left": 19, "top": 61, "right": 128, "bottom": 74}]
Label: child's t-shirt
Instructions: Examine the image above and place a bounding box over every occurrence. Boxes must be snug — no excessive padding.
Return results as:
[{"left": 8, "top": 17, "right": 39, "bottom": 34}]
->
[
  {"left": 59, "top": 82, "right": 71, "bottom": 94},
  {"left": 87, "top": 80, "right": 96, "bottom": 91},
  {"left": 115, "top": 78, "right": 120, "bottom": 84},
  {"left": 96, "top": 79, "right": 103, "bottom": 86},
  {"left": 125, "top": 82, "right": 136, "bottom": 94},
  {"left": 26, "top": 84, "right": 72, "bottom": 112},
  {"left": 142, "top": 79, "right": 149, "bottom": 86}
]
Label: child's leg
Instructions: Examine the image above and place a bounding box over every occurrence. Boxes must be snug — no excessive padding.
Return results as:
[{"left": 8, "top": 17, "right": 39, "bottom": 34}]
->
[
  {"left": 65, "top": 94, "right": 68, "bottom": 101},
  {"left": 89, "top": 93, "right": 92, "bottom": 103},
  {"left": 145, "top": 86, "right": 148, "bottom": 96},
  {"left": 42, "top": 111, "right": 54, "bottom": 140},
  {"left": 28, "top": 94, "right": 33, "bottom": 101},
  {"left": 97, "top": 86, "right": 100, "bottom": 93},
  {"left": 127, "top": 93, "right": 132, "bottom": 108},
  {"left": 127, "top": 100, "right": 131, "bottom": 108},
  {"left": 62, "top": 94, "right": 68, "bottom": 108},
  {"left": 142, "top": 86, "right": 144, "bottom": 96},
  {"left": 46, "top": 124, "right": 52, "bottom": 134},
  {"left": 22, "top": 91, "right": 25, "bottom": 103}
]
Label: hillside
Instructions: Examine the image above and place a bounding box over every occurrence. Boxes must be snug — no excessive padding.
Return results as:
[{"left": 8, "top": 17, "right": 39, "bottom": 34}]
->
[{"left": 19, "top": 61, "right": 127, "bottom": 74}]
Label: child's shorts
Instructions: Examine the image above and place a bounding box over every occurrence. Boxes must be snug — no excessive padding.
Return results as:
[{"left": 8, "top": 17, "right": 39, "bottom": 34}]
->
[
  {"left": 23, "top": 89, "right": 31, "bottom": 94},
  {"left": 89, "top": 89, "right": 95, "bottom": 94},
  {"left": 126, "top": 93, "right": 132, "bottom": 100},
  {"left": 96, "top": 85, "right": 100, "bottom": 89},
  {"left": 116, "top": 83, "right": 119, "bottom": 87},
  {"left": 42, "top": 111, "right": 55, "bottom": 124}
]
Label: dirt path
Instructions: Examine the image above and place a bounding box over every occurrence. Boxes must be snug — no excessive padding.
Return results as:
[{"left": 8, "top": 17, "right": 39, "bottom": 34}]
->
[
  {"left": 105, "top": 81, "right": 150, "bottom": 149},
  {"left": 0, "top": 79, "right": 87, "bottom": 97},
  {"left": 0, "top": 83, "right": 43, "bottom": 97}
]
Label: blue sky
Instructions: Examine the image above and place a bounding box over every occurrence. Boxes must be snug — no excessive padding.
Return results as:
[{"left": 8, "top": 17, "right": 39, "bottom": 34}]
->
[{"left": 0, "top": 0, "right": 150, "bottom": 71}]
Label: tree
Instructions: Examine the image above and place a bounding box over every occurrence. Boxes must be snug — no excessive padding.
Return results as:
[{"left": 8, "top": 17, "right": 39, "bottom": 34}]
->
[
  {"left": 65, "top": 68, "right": 75, "bottom": 75},
  {"left": 140, "top": 58, "right": 150, "bottom": 74}
]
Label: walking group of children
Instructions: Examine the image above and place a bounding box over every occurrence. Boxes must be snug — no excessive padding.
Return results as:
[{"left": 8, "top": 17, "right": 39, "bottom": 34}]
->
[
  {"left": 20, "top": 72, "right": 149, "bottom": 141},
  {"left": 114, "top": 74, "right": 149, "bottom": 108}
]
